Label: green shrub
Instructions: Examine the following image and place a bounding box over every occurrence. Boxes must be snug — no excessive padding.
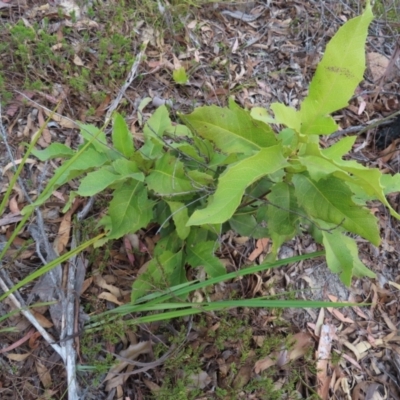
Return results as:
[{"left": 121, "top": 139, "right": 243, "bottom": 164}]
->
[{"left": 24, "top": 1, "right": 396, "bottom": 303}]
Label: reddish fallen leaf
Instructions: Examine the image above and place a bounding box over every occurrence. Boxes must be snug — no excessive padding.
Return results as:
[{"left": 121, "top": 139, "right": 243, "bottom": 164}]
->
[
  {"left": 95, "top": 94, "right": 111, "bottom": 117},
  {"left": 0, "top": 328, "right": 35, "bottom": 354},
  {"left": 123, "top": 235, "right": 135, "bottom": 266},
  {"left": 8, "top": 195, "right": 20, "bottom": 214},
  {"left": 29, "top": 331, "right": 42, "bottom": 350},
  {"left": 248, "top": 238, "right": 269, "bottom": 261}
]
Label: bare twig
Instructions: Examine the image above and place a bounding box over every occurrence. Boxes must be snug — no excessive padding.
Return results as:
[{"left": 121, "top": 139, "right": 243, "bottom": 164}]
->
[{"left": 330, "top": 110, "right": 400, "bottom": 139}]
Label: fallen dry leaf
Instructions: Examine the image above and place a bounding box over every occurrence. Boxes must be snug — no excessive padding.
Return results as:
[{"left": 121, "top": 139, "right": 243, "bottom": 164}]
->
[
  {"left": 187, "top": 371, "right": 211, "bottom": 389},
  {"left": 43, "top": 109, "right": 76, "bottom": 129},
  {"left": 36, "top": 360, "right": 52, "bottom": 388},
  {"left": 98, "top": 291, "right": 124, "bottom": 306},
  {"left": 367, "top": 52, "right": 390, "bottom": 82},
  {"left": 105, "top": 341, "right": 152, "bottom": 391},
  {"left": 248, "top": 238, "right": 269, "bottom": 261},
  {"left": 54, "top": 209, "right": 72, "bottom": 254},
  {"left": 6, "top": 352, "right": 31, "bottom": 361},
  {"left": 31, "top": 310, "right": 53, "bottom": 328}
]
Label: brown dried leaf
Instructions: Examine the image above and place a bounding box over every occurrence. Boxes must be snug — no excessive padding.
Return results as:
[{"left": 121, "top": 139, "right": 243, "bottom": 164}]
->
[
  {"left": 105, "top": 341, "right": 152, "bottom": 391},
  {"left": 29, "top": 331, "right": 42, "bottom": 350},
  {"left": 6, "top": 352, "right": 31, "bottom": 361},
  {"left": 36, "top": 361, "right": 52, "bottom": 388},
  {"left": 367, "top": 52, "right": 390, "bottom": 82},
  {"left": 37, "top": 108, "right": 52, "bottom": 148},
  {"left": 98, "top": 291, "right": 124, "bottom": 306},
  {"left": 143, "top": 378, "right": 161, "bottom": 393},
  {"left": 54, "top": 210, "right": 72, "bottom": 254},
  {"left": 187, "top": 371, "right": 211, "bottom": 389},
  {"left": 8, "top": 195, "right": 20, "bottom": 214},
  {"left": 248, "top": 238, "right": 269, "bottom": 261},
  {"left": 73, "top": 54, "right": 84, "bottom": 66},
  {"left": 43, "top": 109, "right": 76, "bottom": 129},
  {"left": 94, "top": 274, "right": 123, "bottom": 298}
]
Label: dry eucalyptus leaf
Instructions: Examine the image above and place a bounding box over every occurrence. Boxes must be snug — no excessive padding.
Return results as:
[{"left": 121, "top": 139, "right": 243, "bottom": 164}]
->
[
  {"left": 6, "top": 352, "right": 31, "bottom": 361},
  {"left": 367, "top": 52, "right": 389, "bottom": 82}
]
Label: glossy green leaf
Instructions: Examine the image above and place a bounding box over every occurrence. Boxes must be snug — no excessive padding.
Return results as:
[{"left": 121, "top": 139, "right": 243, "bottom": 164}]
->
[
  {"left": 78, "top": 123, "right": 109, "bottom": 153},
  {"left": 112, "top": 113, "right": 134, "bottom": 158},
  {"left": 299, "top": 2, "right": 373, "bottom": 134},
  {"left": 381, "top": 173, "right": 400, "bottom": 195},
  {"left": 321, "top": 136, "right": 357, "bottom": 160},
  {"left": 77, "top": 168, "right": 120, "bottom": 196},
  {"left": 111, "top": 159, "right": 144, "bottom": 181},
  {"left": 229, "top": 213, "right": 269, "bottom": 239},
  {"left": 186, "top": 241, "right": 226, "bottom": 277},
  {"left": 31, "top": 143, "right": 74, "bottom": 161},
  {"left": 144, "top": 105, "right": 171, "bottom": 138},
  {"left": 271, "top": 103, "right": 301, "bottom": 131},
  {"left": 266, "top": 182, "right": 300, "bottom": 237},
  {"left": 332, "top": 158, "right": 400, "bottom": 219},
  {"left": 250, "top": 107, "right": 275, "bottom": 124},
  {"left": 146, "top": 153, "right": 194, "bottom": 196},
  {"left": 173, "top": 67, "right": 188, "bottom": 84},
  {"left": 131, "top": 250, "right": 183, "bottom": 302},
  {"left": 323, "top": 229, "right": 375, "bottom": 286},
  {"left": 187, "top": 145, "right": 289, "bottom": 225},
  {"left": 298, "top": 155, "right": 342, "bottom": 182},
  {"left": 293, "top": 174, "right": 380, "bottom": 245},
  {"left": 180, "top": 103, "right": 277, "bottom": 154},
  {"left": 106, "top": 181, "right": 154, "bottom": 239},
  {"left": 56, "top": 147, "right": 110, "bottom": 185},
  {"left": 166, "top": 201, "right": 190, "bottom": 240}
]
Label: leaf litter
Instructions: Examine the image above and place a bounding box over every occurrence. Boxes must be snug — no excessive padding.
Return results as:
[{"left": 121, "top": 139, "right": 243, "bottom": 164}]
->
[{"left": 1, "top": 0, "right": 400, "bottom": 399}]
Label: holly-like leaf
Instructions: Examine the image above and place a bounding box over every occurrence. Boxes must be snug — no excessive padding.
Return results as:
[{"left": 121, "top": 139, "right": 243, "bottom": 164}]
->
[
  {"left": 321, "top": 136, "right": 357, "bottom": 160},
  {"left": 144, "top": 105, "right": 171, "bottom": 138},
  {"left": 106, "top": 181, "right": 154, "bottom": 239},
  {"left": 293, "top": 174, "right": 380, "bottom": 245},
  {"left": 111, "top": 159, "right": 144, "bottom": 181},
  {"left": 112, "top": 113, "right": 134, "bottom": 158},
  {"left": 180, "top": 103, "right": 277, "bottom": 154},
  {"left": 32, "top": 143, "right": 74, "bottom": 161},
  {"left": 322, "top": 229, "right": 375, "bottom": 286},
  {"left": 229, "top": 212, "right": 269, "bottom": 239},
  {"left": 299, "top": 2, "right": 373, "bottom": 134},
  {"left": 146, "top": 153, "right": 194, "bottom": 196},
  {"left": 270, "top": 103, "right": 301, "bottom": 132},
  {"left": 77, "top": 168, "right": 120, "bottom": 196},
  {"left": 187, "top": 145, "right": 288, "bottom": 226},
  {"left": 186, "top": 241, "right": 226, "bottom": 277},
  {"left": 78, "top": 123, "right": 109, "bottom": 153},
  {"left": 173, "top": 67, "right": 189, "bottom": 84},
  {"left": 332, "top": 158, "right": 400, "bottom": 219},
  {"left": 166, "top": 201, "right": 190, "bottom": 240},
  {"left": 131, "top": 250, "right": 183, "bottom": 302},
  {"left": 266, "top": 182, "right": 301, "bottom": 237}
]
